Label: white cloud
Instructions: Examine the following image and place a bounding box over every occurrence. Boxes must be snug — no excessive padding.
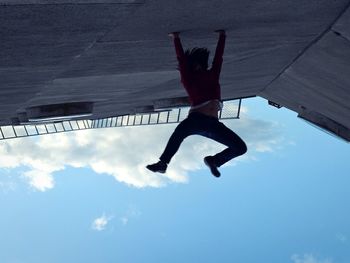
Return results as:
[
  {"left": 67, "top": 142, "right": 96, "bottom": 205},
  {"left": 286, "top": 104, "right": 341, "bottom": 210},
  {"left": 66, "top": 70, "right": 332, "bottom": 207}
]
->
[
  {"left": 92, "top": 214, "right": 113, "bottom": 231},
  {"left": 23, "top": 170, "right": 54, "bottom": 192},
  {"left": 291, "top": 254, "right": 333, "bottom": 263},
  {"left": 0, "top": 113, "right": 286, "bottom": 191}
]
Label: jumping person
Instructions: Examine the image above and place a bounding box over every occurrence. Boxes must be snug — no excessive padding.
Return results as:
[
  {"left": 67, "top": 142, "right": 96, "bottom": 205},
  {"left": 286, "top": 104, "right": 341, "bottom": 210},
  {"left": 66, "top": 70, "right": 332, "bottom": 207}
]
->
[{"left": 147, "top": 30, "right": 247, "bottom": 177}]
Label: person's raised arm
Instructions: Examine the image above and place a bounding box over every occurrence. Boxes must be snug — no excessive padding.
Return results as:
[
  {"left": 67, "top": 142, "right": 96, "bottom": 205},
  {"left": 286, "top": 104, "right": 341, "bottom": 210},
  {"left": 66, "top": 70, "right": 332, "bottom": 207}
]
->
[
  {"left": 211, "top": 30, "right": 226, "bottom": 77},
  {"left": 169, "top": 32, "right": 188, "bottom": 82},
  {"left": 169, "top": 32, "right": 184, "bottom": 59}
]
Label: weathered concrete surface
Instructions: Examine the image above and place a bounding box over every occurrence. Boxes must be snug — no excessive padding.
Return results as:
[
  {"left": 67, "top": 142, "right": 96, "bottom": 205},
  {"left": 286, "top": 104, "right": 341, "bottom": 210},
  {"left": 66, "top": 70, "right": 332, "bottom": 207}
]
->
[
  {"left": 0, "top": 0, "right": 350, "bottom": 140},
  {"left": 260, "top": 4, "right": 350, "bottom": 141},
  {"left": 261, "top": 32, "right": 350, "bottom": 127}
]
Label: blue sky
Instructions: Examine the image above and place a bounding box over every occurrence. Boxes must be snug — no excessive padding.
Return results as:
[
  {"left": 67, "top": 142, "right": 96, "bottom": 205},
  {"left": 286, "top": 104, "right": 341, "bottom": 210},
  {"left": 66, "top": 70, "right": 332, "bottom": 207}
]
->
[{"left": 0, "top": 97, "right": 349, "bottom": 263}]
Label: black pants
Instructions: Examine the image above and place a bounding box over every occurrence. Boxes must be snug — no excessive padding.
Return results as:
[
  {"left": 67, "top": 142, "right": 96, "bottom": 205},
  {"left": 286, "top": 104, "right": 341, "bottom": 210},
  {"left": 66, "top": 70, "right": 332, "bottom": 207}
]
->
[{"left": 159, "top": 112, "right": 247, "bottom": 167}]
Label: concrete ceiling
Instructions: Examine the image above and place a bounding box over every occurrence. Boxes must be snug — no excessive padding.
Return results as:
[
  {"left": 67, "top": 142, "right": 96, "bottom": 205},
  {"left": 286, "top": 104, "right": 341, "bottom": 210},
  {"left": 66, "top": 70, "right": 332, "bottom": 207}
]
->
[{"left": 0, "top": 0, "right": 349, "bottom": 141}]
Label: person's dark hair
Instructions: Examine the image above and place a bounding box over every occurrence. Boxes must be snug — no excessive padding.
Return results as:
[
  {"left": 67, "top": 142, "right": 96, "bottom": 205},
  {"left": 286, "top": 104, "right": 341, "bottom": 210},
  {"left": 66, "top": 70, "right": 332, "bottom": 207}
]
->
[{"left": 184, "top": 48, "right": 210, "bottom": 71}]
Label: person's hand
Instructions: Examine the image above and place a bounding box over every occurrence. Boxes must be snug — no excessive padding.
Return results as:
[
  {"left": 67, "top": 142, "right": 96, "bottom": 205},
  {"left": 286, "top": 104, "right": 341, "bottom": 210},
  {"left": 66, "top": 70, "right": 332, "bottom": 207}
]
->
[
  {"left": 168, "top": 32, "right": 180, "bottom": 38},
  {"left": 215, "top": 29, "right": 226, "bottom": 35}
]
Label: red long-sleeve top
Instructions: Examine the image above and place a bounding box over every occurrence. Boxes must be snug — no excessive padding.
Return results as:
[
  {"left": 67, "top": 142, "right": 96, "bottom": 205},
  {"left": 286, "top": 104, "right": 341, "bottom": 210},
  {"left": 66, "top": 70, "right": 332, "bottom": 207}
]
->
[{"left": 174, "top": 34, "right": 226, "bottom": 106}]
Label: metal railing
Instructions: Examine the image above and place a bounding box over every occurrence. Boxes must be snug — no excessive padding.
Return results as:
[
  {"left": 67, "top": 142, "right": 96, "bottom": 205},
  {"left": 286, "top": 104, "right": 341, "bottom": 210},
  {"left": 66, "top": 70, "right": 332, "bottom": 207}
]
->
[{"left": 0, "top": 99, "right": 242, "bottom": 141}]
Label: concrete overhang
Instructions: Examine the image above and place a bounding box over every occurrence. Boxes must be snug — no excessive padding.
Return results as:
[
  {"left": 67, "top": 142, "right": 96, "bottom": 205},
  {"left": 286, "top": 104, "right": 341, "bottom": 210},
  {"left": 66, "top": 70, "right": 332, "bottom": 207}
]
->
[{"left": 0, "top": 0, "right": 349, "bottom": 141}]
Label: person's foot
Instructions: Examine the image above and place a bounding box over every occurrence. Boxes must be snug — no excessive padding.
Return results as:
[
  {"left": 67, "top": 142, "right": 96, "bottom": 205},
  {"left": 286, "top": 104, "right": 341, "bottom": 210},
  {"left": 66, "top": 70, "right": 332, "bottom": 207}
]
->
[
  {"left": 204, "top": 156, "right": 221, "bottom": 177},
  {"left": 146, "top": 160, "right": 167, "bottom": 173}
]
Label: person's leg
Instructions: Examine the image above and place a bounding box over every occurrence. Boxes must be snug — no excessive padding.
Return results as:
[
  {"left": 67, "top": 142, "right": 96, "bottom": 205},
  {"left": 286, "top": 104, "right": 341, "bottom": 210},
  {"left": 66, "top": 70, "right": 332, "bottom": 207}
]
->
[
  {"left": 202, "top": 120, "right": 247, "bottom": 167},
  {"left": 159, "top": 117, "right": 195, "bottom": 164},
  {"left": 147, "top": 115, "right": 198, "bottom": 173}
]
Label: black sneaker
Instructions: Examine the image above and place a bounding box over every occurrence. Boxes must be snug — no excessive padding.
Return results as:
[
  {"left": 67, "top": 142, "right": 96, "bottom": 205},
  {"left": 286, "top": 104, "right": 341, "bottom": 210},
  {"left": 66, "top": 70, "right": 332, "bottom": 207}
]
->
[
  {"left": 146, "top": 161, "right": 167, "bottom": 173},
  {"left": 204, "top": 156, "right": 221, "bottom": 177}
]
